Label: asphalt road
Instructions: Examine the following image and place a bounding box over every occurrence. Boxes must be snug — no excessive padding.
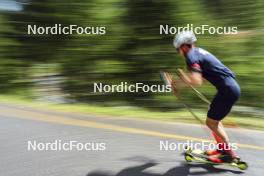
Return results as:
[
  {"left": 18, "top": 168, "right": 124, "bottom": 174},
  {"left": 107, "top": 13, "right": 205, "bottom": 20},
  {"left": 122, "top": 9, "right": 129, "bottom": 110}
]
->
[{"left": 0, "top": 103, "right": 263, "bottom": 176}]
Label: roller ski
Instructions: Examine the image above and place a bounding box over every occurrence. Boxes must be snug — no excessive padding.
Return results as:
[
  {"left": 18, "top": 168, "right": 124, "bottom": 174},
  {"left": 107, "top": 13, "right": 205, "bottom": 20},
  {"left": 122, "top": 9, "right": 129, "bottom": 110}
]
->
[{"left": 184, "top": 147, "right": 248, "bottom": 170}]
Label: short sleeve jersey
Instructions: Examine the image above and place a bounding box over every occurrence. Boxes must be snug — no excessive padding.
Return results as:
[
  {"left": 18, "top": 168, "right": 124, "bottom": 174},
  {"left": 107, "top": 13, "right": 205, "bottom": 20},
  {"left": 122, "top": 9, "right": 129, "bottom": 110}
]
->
[{"left": 185, "top": 47, "right": 235, "bottom": 88}]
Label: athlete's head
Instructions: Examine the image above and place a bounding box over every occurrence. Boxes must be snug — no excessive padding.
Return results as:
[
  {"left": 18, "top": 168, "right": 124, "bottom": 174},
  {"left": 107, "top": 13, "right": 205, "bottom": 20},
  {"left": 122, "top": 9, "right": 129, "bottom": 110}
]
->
[{"left": 173, "top": 31, "right": 196, "bottom": 56}]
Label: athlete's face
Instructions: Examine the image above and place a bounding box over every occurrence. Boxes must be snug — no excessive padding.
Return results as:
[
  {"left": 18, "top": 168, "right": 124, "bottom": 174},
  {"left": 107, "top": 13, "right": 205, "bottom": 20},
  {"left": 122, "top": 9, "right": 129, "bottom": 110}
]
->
[
  {"left": 177, "top": 46, "right": 185, "bottom": 57},
  {"left": 177, "top": 45, "right": 192, "bottom": 57},
  {"left": 177, "top": 47, "right": 184, "bottom": 56}
]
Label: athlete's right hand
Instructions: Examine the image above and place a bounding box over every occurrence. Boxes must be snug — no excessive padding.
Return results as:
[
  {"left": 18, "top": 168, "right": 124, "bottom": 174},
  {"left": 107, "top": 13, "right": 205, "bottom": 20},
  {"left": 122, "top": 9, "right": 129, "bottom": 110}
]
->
[
  {"left": 165, "top": 73, "right": 178, "bottom": 95},
  {"left": 171, "top": 84, "right": 178, "bottom": 96}
]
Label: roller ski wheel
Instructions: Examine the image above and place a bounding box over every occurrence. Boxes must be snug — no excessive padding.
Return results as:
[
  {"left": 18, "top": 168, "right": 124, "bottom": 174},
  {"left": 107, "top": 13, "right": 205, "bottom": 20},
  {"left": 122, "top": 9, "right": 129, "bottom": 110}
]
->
[
  {"left": 234, "top": 160, "right": 248, "bottom": 170},
  {"left": 184, "top": 153, "right": 193, "bottom": 162},
  {"left": 206, "top": 156, "right": 248, "bottom": 170},
  {"left": 184, "top": 145, "right": 192, "bottom": 155},
  {"left": 183, "top": 148, "right": 248, "bottom": 170}
]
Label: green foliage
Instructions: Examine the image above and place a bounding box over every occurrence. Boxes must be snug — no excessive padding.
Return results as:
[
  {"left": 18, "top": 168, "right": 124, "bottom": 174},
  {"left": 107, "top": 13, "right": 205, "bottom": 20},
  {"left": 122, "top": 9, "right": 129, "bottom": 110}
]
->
[{"left": 0, "top": 0, "right": 263, "bottom": 109}]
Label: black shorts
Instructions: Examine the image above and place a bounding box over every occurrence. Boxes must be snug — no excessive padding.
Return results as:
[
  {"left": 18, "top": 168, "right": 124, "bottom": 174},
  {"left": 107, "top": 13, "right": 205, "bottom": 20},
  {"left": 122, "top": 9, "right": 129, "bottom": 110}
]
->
[{"left": 207, "top": 77, "right": 240, "bottom": 121}]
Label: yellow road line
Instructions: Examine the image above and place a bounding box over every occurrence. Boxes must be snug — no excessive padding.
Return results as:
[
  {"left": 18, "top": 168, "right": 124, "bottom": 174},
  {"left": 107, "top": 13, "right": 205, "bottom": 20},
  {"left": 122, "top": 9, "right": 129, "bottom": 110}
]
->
[{"left": 0, "top": 106, "right": 263, "bottom": 151}]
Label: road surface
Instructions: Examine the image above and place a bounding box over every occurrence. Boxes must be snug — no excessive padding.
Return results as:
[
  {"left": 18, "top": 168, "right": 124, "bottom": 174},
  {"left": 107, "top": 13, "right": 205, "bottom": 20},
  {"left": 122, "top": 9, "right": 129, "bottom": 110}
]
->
[{"left": 0, "top": 103, "right": 263, "bottom": 176}]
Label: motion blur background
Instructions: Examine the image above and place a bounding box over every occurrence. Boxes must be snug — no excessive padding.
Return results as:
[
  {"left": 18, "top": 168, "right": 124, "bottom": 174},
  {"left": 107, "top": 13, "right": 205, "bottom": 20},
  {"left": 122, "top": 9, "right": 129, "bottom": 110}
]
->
[{"left": 0, "top": 0, "right": 263, "bottom": 128}]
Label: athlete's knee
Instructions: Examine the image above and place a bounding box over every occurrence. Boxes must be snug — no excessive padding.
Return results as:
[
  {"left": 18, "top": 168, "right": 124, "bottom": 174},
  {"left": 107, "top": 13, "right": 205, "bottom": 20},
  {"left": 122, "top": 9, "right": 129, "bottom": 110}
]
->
[{"left": 206, "top": 118, "right": 219, "bottom": 130}]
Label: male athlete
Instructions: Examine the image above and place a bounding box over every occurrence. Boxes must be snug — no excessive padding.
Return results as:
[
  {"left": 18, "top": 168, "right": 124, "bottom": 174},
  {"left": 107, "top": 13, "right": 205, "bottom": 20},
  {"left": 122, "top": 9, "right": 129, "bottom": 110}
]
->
[{"left": 173, "top": 31, "right": 241, "bottom": 163}]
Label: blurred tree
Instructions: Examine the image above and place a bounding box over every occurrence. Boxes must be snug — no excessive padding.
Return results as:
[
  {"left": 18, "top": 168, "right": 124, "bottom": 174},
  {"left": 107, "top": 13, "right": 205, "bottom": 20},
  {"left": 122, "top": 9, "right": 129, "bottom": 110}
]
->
[
  {"left": 0, "top": 0, "right": 263, "bottom": 109},
  {"left": 8, "top": 0, "right": 75, "bottom": 62},
  {"left": 113, "top": 0, "right": 174, "bottom": 107},
  {"left": 0, "top": 13, "right": 27, "bottom": 91}
]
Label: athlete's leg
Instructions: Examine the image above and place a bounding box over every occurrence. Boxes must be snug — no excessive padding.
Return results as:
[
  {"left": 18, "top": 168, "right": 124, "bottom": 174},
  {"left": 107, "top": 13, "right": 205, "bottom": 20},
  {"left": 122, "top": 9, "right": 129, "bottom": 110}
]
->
[
  {"left": 206, "top": 118, "right": 229, "bottom": 144},
  {"left": 211, "top": 130, "right": 224, "bottom": 144},
  {"left": 204, "top": 119, "right": 226, "bottom": 156},
  {"left": 206, "top": 90, "right": 236, "bottom": 154},
  {"left": 206, "top": 118, "right": 238, "bottom": 164},
  {"left": 205, "top": 78, "right": 240, "bottom": 162}
]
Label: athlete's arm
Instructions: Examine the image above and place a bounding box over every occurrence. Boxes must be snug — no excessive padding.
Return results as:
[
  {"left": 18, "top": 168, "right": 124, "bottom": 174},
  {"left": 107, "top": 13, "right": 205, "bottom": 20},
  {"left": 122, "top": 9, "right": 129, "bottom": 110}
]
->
[{"left": 178, "top": 69, "right": 203, "bottom": 86}]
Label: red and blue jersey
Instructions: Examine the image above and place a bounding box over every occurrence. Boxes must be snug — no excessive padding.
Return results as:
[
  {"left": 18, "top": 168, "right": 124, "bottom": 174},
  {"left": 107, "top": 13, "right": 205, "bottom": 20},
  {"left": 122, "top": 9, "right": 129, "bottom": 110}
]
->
[{"left": 185, "top": 47, "right": 235, "bottom": 89}]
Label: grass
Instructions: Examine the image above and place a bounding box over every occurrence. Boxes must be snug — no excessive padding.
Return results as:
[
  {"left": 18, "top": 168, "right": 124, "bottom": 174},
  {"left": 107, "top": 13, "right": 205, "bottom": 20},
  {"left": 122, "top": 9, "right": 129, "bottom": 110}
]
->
[{"left": 0, "top": 94, "right": 263, "bottom": 131}]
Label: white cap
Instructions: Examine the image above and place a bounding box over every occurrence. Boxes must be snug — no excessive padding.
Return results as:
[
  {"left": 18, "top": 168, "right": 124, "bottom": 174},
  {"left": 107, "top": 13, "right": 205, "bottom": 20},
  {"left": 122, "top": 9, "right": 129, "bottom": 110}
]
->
[{"left": 173, "top": 31, "right": 197, "bottom": 49}]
